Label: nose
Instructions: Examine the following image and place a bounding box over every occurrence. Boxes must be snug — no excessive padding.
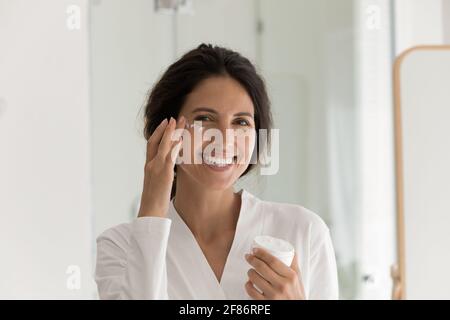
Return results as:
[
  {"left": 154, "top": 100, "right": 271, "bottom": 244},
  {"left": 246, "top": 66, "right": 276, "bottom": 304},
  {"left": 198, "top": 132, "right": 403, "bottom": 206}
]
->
[
  {"left": 219, "top": 121, "right": 238, "bottom": 156},
  {"left": 209, "top": 141, "right": 235, "bottom": 158}
]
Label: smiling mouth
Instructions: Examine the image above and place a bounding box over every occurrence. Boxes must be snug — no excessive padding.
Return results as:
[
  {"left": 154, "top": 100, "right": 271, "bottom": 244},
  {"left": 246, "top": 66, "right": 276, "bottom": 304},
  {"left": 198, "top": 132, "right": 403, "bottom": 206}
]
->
[{"left": 202, "top": 154, "right": 238, "bottom": 168}]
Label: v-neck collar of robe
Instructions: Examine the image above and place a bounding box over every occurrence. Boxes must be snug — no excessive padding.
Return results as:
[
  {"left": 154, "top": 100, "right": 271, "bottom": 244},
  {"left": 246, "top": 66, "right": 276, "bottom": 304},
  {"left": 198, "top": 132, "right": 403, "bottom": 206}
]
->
[{"left": 166, "top": 189, "right": 262, "bottom": 299}]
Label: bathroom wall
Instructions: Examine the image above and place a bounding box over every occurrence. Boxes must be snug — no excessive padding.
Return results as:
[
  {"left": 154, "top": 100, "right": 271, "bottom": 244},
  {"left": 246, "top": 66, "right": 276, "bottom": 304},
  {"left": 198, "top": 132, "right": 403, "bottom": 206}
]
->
[
  {"left": 394, "top": 0, "right": 446, "bottom": 54},
  {"left": 0, "top": 0, "right": 94, "bottom": 298},
  {"left": 444, "top": 0, "right": 450, "bottom": 43}
]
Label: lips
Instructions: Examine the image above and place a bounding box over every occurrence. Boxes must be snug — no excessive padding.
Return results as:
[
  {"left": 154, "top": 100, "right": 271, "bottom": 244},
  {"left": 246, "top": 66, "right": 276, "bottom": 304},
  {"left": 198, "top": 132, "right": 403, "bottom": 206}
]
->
[
  {"left": 203, "top": 155, "right": 235, "bottom": 167},
  {"left": 200, "top": 152, "right": 239, "bottom": 173}
]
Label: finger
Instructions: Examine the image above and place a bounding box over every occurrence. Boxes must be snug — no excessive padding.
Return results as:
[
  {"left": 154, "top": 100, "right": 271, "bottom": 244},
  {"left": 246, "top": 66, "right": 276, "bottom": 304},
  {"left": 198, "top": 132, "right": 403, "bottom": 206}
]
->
[
  {"left": 168, "top": 115, "right": 186, "bottom": 156},
  {"left": 253, "top": 247, "right": 292, "bottom": 278},
  {"left": 169, "top": 140, "right": 183, "bottom": 165},
  {"left": 172, "top": 115, "right": 186, "bottom": 141},
  {"left": 247, "top": 268, "right": 274, "bottom": 297},
  {"left": 291, "top": 252, "right": 301, "bottom": 276},
  {"left": 245, "top": 253, "right": 280, "bottom": 285},
  {"left": 146, "top": 118, "right": 169, "bottom": 163},
  {"left": 290, "top": 252, "right": 306, "bottom": 296},
  {"left": 245, "top": 280, "right": 266, "bottom": 300},
  {"left": 157, "top": 117, "right": 177, "bottom": 157},
  {"left": 159, "top": 116, "right": 187, "bottom": 158}
]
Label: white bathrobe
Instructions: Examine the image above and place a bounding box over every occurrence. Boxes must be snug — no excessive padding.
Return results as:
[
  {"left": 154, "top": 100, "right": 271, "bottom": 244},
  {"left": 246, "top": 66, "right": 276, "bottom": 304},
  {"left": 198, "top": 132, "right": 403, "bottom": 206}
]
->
[{"left": 95, "top": 189, "right": 339, "bottom": 300}]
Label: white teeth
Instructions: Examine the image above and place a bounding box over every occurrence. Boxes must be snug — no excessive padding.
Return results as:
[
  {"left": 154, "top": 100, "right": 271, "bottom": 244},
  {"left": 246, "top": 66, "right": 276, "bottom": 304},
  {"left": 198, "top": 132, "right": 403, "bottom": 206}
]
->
[{"left": 203, "top": 155, "right": 234, "bottom": 167}]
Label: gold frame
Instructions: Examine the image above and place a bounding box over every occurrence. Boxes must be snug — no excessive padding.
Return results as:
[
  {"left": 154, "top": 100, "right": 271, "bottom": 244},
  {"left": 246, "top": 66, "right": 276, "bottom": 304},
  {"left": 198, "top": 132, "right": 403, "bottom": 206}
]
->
[{"left": 392, "top": 45, "right": 450, "bottom": 300}]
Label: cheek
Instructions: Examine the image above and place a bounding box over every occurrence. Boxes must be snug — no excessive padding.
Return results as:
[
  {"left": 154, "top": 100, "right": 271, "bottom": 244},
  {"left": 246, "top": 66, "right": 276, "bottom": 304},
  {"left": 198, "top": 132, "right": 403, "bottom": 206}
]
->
[
  {"left": 242, "top": 134, "right": 256, "bottom": 162},
  {"left": 237, "top": 132, "right": 256, "bottom": 164},
  {"left": 183, "top": 127, "right": 203, "bottom": 161}
]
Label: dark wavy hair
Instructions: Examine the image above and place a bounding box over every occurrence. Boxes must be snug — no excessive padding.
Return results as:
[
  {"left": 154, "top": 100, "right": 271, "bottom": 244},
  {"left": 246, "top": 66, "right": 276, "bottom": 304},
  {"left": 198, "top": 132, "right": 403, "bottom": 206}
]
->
[{"left": 143, "top": 43, "right": 273, "bottom": 198}]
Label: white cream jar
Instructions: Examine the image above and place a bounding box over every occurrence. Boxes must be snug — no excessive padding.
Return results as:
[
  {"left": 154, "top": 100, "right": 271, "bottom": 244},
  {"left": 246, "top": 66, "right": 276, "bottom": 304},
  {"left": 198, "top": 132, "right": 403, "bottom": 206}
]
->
[{"left": 251, "top": 235, "right": 295, "bottom": 267}]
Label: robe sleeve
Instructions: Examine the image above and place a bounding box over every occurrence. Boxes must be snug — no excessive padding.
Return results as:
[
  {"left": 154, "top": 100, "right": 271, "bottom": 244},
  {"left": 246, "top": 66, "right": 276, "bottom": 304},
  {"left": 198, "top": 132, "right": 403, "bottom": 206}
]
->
[
  {"left": 307, "top": 228, "right": 339, "bottom": 300},
  {"left": 95, "top": 217, "right": 172, "bottom": 300}
]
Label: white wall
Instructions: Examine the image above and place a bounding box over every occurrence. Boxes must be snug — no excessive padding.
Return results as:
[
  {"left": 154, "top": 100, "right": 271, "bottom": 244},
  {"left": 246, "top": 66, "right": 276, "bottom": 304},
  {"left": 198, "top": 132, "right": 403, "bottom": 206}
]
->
[
  {"left": 444, "top": 0, "right": 450, "bottom": 43},
  {"left": 354, "top": 0, "right": 396, "bottom": 299},
  {"left": 394, "top": 0, "right": 445, "bottom": 54},
  {"left": 0, "top": 0, "right": 93, "bottom": 298},
  {"left": 175, "top": 0, "right": 257, "bottom": 61}
]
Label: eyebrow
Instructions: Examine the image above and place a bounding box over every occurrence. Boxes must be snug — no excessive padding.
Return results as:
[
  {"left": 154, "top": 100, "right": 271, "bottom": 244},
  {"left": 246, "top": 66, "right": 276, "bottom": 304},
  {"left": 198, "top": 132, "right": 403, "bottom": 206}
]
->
[{"left": 191, "top": 107, "right": 254, "bottom": 118}]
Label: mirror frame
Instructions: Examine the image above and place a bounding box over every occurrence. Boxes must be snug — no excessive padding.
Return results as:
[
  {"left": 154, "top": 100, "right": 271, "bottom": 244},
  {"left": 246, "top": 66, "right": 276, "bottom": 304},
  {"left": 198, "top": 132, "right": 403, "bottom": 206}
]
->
[{"left": 392, "top": 45, "right": 450, "bottom": 300}]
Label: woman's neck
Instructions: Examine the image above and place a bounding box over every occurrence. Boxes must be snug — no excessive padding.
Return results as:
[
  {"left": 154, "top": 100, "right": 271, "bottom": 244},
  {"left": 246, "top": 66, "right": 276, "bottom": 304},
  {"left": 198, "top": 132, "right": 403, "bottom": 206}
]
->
[{"left": 173, "top": 171, "right": 241, "bottom": 242}]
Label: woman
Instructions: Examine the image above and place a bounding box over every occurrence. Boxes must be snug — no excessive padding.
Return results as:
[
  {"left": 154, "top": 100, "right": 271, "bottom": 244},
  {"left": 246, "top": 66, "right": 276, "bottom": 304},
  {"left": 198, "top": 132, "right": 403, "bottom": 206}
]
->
[{"left": 95, "top": 44, "right": 339, "bottom": 300}]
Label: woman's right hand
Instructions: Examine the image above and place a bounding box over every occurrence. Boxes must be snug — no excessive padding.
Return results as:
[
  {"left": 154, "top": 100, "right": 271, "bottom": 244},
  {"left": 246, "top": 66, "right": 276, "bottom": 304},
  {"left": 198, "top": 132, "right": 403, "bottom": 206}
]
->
[{"left": 137, "top": 116, "right": 185, "bottom": 218}]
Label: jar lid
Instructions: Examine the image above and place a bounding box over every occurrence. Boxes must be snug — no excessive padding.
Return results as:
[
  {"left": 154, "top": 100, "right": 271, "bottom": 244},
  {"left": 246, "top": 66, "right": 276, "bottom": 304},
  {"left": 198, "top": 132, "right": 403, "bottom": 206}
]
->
[{"left": 252, "top": 235, "right": 294, "bottom": 255}]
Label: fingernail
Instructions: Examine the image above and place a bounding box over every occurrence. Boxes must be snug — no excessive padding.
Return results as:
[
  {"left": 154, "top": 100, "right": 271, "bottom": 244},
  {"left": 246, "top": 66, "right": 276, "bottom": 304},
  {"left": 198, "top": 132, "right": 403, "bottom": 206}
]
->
[
  {"left": 252, "top": 248, "right": 258, "bottom": 254},
  {"left": 245, "top": 254, "right": 250, "bottom": 260}
]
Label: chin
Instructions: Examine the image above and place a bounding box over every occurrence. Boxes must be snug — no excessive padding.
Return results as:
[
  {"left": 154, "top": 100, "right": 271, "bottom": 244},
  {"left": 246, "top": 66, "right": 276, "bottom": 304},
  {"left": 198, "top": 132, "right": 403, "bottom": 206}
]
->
[{"left": 179, "top": 160, "right": 249, "bottom": 191}]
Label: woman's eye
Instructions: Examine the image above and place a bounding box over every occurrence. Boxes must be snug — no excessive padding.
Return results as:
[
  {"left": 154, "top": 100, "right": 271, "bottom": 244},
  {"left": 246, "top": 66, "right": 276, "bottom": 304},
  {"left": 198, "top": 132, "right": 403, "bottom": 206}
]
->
[
  {"left": 235, "top": 118, "right": 250, "bottom": 126},
  {"left": 194, "top": 115, "right": 211, "bottom": 121}
]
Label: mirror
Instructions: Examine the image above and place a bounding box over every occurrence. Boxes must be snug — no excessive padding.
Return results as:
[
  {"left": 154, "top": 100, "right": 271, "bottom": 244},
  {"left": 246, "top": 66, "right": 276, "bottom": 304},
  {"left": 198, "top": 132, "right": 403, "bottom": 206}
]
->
[
  {"left": 1, "top": 0, "right": 399, "bottom": 299},
  {"left": 393, "top": 46, "right": 450, "bottom": 299}
]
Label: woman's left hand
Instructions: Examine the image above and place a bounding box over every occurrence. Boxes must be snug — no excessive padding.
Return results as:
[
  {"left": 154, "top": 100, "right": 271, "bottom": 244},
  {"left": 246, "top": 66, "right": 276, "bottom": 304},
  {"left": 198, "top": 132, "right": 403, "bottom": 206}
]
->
[{"left": 244, "top": 248, "right": 306, "bottom": 300}]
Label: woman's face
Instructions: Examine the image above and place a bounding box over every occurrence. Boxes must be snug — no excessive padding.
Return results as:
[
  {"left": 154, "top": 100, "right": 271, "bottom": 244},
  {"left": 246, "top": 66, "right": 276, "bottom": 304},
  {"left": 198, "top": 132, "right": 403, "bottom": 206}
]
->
[{"left": 177, "top": 76, "right": 256, "bottom": 190}]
